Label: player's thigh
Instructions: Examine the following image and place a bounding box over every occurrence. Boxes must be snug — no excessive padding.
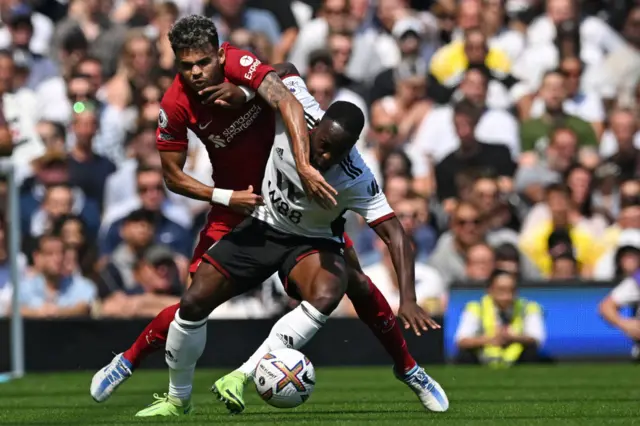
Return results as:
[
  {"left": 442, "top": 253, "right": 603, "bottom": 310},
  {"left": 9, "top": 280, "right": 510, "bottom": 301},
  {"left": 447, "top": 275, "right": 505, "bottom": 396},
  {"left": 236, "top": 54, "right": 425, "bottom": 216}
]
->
[
  {"left": 205, "top": 217, "right": 281, "bottom": 281},
  {"left": 283, "top": 248, "right": 347, "bottom": 315}
]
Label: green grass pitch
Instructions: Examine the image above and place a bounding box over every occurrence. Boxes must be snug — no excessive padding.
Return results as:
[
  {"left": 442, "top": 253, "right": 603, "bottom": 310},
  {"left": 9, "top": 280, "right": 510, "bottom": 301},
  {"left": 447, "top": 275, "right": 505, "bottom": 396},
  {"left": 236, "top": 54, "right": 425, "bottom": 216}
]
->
[{"left": 0, "top": 364, "right": 638, "bottom": 425}]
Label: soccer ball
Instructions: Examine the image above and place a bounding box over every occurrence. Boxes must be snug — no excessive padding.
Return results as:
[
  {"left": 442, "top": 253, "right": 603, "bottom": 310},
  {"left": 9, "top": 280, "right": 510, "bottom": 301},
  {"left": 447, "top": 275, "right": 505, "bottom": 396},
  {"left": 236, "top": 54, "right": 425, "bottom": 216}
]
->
[{"left": 254, "top": 348, "right": 315, "bottom": 408}]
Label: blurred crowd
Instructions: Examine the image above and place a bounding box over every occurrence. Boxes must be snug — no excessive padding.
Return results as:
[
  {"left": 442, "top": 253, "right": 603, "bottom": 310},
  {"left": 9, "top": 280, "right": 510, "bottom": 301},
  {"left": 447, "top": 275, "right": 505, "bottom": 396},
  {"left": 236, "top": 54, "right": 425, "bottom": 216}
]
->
[{"left": 0, "top": 0, "right": 638, "bottom": 320}]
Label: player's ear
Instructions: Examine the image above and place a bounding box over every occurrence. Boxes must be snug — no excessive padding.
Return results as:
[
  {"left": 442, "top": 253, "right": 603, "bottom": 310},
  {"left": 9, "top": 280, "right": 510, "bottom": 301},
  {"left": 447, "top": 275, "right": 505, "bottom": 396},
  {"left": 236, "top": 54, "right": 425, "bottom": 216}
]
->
[{"left": 218, "top": 48, "right": 226, "bottom": 66}]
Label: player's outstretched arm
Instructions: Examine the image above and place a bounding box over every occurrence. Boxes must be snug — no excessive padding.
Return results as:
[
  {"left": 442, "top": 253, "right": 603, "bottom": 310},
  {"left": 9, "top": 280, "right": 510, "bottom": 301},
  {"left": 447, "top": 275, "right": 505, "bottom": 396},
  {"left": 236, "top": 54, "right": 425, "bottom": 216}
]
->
[
  {"left": 159, "top": 151, "right": 263, "bottom": 212},
  {"left": 373, "top": 217, "right": 441, "bottom": 336},
  {"left": 256, "top": 71, "right": 337, "bottom": 209}
]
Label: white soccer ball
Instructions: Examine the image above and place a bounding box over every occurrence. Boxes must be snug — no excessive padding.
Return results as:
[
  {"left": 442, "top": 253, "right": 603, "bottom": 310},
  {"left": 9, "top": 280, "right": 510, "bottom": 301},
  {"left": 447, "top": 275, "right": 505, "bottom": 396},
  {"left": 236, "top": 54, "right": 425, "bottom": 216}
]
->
[{"left": 254, "top": 348, "right": 315, "bottom": 408}]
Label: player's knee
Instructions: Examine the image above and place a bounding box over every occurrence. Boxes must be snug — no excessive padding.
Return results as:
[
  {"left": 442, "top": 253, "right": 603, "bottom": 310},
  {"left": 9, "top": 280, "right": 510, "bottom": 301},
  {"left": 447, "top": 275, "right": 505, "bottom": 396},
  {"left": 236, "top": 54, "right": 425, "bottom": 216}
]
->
[
  {"left": 307, "top": 279, "right": 346, "bottom": 315},
  {"left": 346, "top": 269, "right": 371, "bottom": 299},
  {"left": 179, "top": 291, "right": 209, "bottom": 322}
]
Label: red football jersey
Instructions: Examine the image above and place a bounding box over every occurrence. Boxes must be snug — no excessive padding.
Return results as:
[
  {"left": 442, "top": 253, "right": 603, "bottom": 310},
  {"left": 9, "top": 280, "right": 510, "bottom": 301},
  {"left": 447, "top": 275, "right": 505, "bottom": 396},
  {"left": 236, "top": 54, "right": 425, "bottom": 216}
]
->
[{"left": 156, "top": 42, "right": 276, "bottom": 226}]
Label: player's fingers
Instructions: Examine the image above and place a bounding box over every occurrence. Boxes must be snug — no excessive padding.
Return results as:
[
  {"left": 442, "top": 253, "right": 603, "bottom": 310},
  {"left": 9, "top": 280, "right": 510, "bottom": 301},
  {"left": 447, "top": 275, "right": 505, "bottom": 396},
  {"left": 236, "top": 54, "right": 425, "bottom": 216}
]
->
[
  {"left": 248, "top": 185, "right": 253, "bottom": 192},
  {"left": 321, "top": 180, "right": 339, "bottom": 196},
  {"left": 214, "top": 99, "right": 232, "bottom": 108},
  {"left": 411, "top": 319, "right": 422, "bottom": 336},
  {"left": 427, "top": 318, "right": 441, "bottom": 329},
  {"left": 400, "top": 315, "right": 410, "bottom": 330},
  {"left": 254, "top": 195, "right": 265, "bottom": 206},
  {"left": 317, "top": 187, "right": 337, "bottom": 207}
]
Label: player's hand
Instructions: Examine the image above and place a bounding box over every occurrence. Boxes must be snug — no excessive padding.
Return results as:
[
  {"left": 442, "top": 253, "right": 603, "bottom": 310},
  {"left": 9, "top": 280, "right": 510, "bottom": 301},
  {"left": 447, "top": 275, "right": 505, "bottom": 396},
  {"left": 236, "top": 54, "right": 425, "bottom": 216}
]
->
[
  {"left": 298, "top": 165, "right": 337, "bottom": 209},
  {"left": 397, "top": 301, "right": 441, "bottom": 336},
  {"left": 229, "top": 185, "right": 264, "bottom": 215},
  {"left": 199, "top": 83, "right": 247, "bottom": 108}
]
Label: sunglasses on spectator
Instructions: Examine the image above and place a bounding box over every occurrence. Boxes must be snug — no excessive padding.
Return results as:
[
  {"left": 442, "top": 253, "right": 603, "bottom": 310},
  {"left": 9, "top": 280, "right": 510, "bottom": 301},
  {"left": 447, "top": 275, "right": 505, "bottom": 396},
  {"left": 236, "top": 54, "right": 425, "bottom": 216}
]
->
[
  {"left": 324, "top": 7, "right": 348, "bottom": 16},
  {"left": 373, "top": 124, "right": 398, "bottom": 135},
  {"left": 455, "top": 217, "right": 481, "bottom": 226},
  {"left": 138, "top": 184, "right": 163, "bottom": 194}
]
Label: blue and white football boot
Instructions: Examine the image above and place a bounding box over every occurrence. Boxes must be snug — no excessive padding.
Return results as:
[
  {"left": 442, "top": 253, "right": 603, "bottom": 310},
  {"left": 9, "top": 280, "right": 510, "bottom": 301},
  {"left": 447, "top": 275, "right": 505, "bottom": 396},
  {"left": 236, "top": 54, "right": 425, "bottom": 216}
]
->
[
  {"left": 90, "top": 353, "right": 133, "bottom": 402},
  {"left": 396, "top": 365, "right": 449, "bottom": 412}
]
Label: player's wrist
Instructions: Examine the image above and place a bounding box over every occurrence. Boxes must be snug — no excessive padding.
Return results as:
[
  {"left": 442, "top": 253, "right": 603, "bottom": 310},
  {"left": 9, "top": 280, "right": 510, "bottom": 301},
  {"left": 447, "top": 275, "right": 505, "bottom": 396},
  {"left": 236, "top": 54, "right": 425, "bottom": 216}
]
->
[
  {"left": 211, "top": 188, "right": 233, "bottom": 206},
  {"left": 238, "top": 86, "right": 255, "bottom": 102}
]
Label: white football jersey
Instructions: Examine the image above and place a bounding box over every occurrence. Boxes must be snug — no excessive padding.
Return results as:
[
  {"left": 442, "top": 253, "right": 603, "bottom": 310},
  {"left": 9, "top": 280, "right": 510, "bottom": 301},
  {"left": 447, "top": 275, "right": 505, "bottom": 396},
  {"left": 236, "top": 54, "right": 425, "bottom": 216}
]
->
[{"left": 252, "top": 76, "right": 393, "bottom": 241}]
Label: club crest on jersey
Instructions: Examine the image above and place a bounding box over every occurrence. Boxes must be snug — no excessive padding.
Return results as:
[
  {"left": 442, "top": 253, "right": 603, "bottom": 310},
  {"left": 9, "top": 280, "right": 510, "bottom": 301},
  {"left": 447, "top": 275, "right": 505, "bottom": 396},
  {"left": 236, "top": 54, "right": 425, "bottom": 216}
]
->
[
  {"left": 158, "top": 108, "right": 168, "bottom": 129},
  {"left": 276, "top": 147, "right": 284, "bottom": 160},
  {"left": 240, "top": 55, "right": 254, "bottom": 67}
]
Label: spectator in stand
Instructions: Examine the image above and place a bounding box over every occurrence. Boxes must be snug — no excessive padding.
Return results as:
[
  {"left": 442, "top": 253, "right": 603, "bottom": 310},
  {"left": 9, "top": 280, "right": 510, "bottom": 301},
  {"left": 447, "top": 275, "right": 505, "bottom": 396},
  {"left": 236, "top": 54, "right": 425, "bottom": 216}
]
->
[
  {"left": 565, "top": 164, "right": 609, "bottom": 237},
  {"left": 20, "top": 234, "right": 96, "bottom": 318},
  {"left": 98, "top": 244, "right": 183, "bottom": 319},
  {"left": 428, "top": 27, "right": 517, "bottom": 109},
  {"left": 36, "top": 120, "right": 66, "bottom": 151},
  {"left": 434, "top": 99, "right": 516, "bottom": 204},
  {"left": 516, "top": 0, "right": 623, "bottom": 93},
  {"left": 52, "top": 0, "right": 126, "bottom": 78},
  {"left": 361, "top": 98, "right": 431, "bottom": 196},
  {"left": 414, "top": 66, "right": 520, "bottom": 163},
  {"left": 6, "top": 5, "right": 59, "bottom": 91},
  {"left": 516, "top": 127, "right": 577, "bottom": 208},
  {"left": 51, "top": 214, "right": 97, "bottom": 282},
  {"left": 0, "top": 1, "right": 54, "bottom": 56},
  {"left": 588, "top": 6, "right": 640, "bottom": 109},
  {"left": 455, "top": 269, "right": 546, "bottom": 366},
  {"left": 383, "top": 174, "right": 412, "bottom": 207},
  {"left": 547, "top": 229, "right": 579, "bottom": 280},
  {"left": 98, "top": 209, "right": 154, "bottom": 294},
  {"left": 289, "top": 0, "right": 389, "bottom": 81},
  {"left": 326, "top": 29, "right": 367, "bottom": 98},
  {"left": 370, "top": 16, "right": 431, "bottom": 102},
  {"left": 0, "top": 50, "right": 44, "bottom": 182},
  {"left": 305, "top": 69, "right": 368, "bottom": 146},
  {"left": 519, "top": 184, "right": 604, "bottom": 278},
  {"left": 103, "top": 121, "right": 161, "bottom": 208},
  {"left": 67, "top": 105, "right": 116, "bottom": 211},
  {"left": 520, "top": 71, "right": 598, "bottom": 155},
  {"left": 598, "top": 270, "right": 640, "bottom": 361},
  {"left": 100, "top": 165, "right": 191, "bottom": 257},
  {"left": 600, "top": 109, "right": 640, "bottom": 180},
  {"left": 529, "top": 57, "right": 605, "bottom": 138},
  {"left": 471, "top": 175, "right": 520, "bottom": 232},
  {"left": 209, "top": 0, "right": 281, "bottom": 46},
  {"left": 20, "top": 150, "right": 101, "bottom": 242},
  {"left": 465, "top": 243, "right": 496, "bottom": 283},
  {"left": 103, "top": 30, "right": 158, "bottom": 113},
  {"left": 481, "top": 0, "right": 525, "bottom": 62}
]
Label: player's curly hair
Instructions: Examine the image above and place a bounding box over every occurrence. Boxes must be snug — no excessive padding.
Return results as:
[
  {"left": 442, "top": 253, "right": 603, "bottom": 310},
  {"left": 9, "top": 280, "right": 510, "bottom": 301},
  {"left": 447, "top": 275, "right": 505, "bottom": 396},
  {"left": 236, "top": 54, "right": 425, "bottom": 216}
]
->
[{"left": 168, "top": 15, "right": 219, "bottom": 53}]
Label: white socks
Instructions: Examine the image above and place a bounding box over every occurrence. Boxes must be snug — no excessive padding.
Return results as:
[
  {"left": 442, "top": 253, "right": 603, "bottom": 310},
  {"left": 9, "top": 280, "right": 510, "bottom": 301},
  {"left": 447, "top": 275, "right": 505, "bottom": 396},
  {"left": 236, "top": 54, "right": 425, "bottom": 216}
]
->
[
  {"left": 237, "top": 301, "right": 328, "bottom": 377},
  {"left": 165, "top": 310, "right": 207, "bottom": 401}
]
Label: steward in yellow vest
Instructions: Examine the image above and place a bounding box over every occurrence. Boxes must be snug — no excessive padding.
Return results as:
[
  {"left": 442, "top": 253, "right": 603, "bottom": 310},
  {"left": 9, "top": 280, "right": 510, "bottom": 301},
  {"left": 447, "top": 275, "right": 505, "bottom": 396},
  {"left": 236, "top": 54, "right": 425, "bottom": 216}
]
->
[{"left": 454, "top": 270, "right": 546, "bottom": 366}]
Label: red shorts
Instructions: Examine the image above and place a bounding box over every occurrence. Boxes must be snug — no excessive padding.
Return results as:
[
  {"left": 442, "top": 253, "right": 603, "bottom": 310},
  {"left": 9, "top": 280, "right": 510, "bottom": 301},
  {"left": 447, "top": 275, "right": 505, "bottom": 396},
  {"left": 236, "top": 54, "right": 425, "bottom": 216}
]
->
[{"left": 190, "top": 220, "right": 354, "bottom": 274}]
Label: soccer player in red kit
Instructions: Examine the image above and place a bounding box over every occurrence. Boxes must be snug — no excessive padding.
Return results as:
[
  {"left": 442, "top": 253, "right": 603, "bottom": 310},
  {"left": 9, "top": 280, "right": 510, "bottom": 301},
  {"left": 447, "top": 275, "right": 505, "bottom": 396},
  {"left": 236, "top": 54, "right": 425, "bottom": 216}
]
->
[{"left": 91, "top": 16, "right": 439, "bottom": 412}]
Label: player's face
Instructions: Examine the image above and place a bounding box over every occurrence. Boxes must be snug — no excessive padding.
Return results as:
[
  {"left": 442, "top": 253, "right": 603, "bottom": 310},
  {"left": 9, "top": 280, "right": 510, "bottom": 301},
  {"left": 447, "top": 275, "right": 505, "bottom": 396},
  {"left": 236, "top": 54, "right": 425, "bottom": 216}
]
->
[
  {"left": 310, "top": 120, "right": 354, "bottom": 172},
  {"left": 175, "top": 44, "right": 225, "bottom": 92}
]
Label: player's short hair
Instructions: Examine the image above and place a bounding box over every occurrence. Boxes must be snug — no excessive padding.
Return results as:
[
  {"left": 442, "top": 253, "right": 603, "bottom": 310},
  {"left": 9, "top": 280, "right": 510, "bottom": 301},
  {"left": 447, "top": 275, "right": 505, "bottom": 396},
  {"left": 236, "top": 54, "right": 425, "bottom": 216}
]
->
[
  {"left": 169, "top": 15, "right": 220, "bottom": 53},
  {"left": 324, "top": 101, "right": 365, "bottom": 141}
]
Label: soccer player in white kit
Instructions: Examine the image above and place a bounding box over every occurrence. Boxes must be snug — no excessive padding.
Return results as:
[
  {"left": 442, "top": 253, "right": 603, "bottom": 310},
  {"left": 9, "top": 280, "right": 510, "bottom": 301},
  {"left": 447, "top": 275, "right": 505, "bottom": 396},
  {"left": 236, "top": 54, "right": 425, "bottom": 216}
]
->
[{"left": 135, "top": 74, "right": 448, "bottom": 417}]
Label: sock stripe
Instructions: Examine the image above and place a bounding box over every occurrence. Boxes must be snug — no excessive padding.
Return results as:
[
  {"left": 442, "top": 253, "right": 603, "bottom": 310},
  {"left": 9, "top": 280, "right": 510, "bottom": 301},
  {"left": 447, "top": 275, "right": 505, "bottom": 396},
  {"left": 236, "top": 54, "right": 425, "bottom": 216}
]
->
[
  {"left": 175, "top": 310, "right": 208, "bottom": 329},
  {"left": 300, "top": 302, "right": 326, "bottom": 328}
]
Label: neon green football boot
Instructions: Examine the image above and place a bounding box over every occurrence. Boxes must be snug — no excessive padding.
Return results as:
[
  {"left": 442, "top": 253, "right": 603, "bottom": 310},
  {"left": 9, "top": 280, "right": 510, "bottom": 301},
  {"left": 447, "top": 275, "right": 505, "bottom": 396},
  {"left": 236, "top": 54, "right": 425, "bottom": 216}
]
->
[
  {"left": 135, "top": 393, "right": 193, "bottom": 417},
  {"left": 211, "top": 371, "right": 251, "bottom": 414}
]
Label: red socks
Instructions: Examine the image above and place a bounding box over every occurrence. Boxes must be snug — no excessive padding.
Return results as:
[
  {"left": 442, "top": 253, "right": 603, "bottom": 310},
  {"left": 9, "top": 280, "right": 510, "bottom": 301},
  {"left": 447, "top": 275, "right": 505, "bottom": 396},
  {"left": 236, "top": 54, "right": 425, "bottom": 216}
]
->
[
  {"left": 122, "top": 303, "right": 179, "bottom": 368},
  {"left": 349, "top": 276, "right": 417, "bottom": 374}
]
